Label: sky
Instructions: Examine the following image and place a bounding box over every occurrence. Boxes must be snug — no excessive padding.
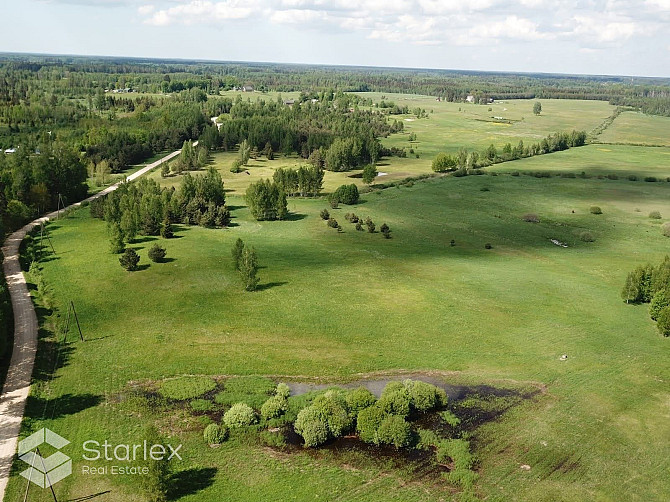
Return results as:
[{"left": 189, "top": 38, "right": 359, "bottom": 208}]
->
[{"left": 1, "top": 0, "right": 669, "bottom": 77}]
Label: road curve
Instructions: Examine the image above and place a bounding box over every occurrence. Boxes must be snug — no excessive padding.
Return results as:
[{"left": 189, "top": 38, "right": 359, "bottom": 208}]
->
[{"left": 0, "top": 146, "right": 185, "bottom": 500}]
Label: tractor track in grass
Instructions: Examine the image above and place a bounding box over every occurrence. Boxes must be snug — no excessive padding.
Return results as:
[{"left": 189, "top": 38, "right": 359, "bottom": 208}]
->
[{"left": 0, "top": 145, "right": 189, "bottom": 500}]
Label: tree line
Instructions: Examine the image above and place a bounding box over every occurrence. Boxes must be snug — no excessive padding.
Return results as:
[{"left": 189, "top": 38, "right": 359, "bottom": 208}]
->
[{"left": 432, "top": 130, "right": 587, "bottom": 173}]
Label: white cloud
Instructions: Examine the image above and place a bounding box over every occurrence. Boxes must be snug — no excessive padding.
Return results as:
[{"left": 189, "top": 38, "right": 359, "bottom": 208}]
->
[
  {"left": 137, "top": 4, "right": 154, "bottom": 15},
  {"left": 136, "top": 0, "right": 660, "bottom": 51},
  {"left": 646, "top": 0, "right": 670, "bottom": 10},
  {"left": 571, "top": 15, "right": 641, "bottom": 44},
  {"left": 144, "top": 0, "right": 258, "bottom": 26}
]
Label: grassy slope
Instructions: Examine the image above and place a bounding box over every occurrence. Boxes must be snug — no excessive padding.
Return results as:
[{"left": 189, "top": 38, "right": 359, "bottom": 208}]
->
[
  {"left": 5, "top": 170, "right": 669, "bottom": 501},
  {"left": 489, "top": 144, "right": 670, "bottom": 179}
]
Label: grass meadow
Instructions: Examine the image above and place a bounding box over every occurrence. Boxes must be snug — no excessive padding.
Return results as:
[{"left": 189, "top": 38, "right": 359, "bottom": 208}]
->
[{"left": 4, "top": 96, "right": 670, "bottom": 501}]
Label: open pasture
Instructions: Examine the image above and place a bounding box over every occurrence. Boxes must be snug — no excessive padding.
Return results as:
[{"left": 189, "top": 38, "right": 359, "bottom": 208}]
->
[{"left": 6, "top": 168, "right": 670, "bottom": 501}]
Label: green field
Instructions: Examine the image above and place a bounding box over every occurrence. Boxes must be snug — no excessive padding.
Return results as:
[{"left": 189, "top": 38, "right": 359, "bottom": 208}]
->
[
  {"left": 6, "top": 166, "right": 670, "bottom": 501},
  {"left": 489, "top": 144, "right": 670, "bottom": 179},
  {"left": 5, "top": 95, "right": 670, "bottom": 502},
  {"left": 598, "top": 111, "right": 670, "bottom": 146}
]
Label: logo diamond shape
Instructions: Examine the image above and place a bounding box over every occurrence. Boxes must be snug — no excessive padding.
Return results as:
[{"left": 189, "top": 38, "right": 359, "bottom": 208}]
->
[{"left": 18, "top": 428, "right": 72, "bottom": 488}]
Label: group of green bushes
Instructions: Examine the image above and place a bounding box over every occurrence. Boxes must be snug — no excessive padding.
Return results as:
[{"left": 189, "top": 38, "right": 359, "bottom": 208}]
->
[
  {"left": 622, "top": 255, "right": 670, "bottom": 336},
  {"left": 320, "top": 209, "right": 390, "bottom": 237},
  {"left": 118, "top": 243, "right": 167, "bottom": 271}
]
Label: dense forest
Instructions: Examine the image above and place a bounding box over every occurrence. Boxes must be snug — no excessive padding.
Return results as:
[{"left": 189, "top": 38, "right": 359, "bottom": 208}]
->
[{"left": 1, "top": 54, "right": 669, "bottom": 237}]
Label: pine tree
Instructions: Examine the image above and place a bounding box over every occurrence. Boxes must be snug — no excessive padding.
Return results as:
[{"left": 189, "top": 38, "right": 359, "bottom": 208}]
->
[
  {"left": 232, "top": 238, "right": 244, "bottom": 270},
  {"left": 109, "top": 222, "right": 125, "bottom": 254},
  {"left": 240, "top": 245, "right": 259, "bottom": 291}
]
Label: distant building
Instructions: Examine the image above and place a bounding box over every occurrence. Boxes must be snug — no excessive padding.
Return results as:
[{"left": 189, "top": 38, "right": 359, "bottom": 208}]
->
[
  {"left": 466, "top": 95, "right": 475, "bottom": 103},
  {"left": 283, "top": 99, "right": 295, "bottom": 106},
  {"left": 4, "top": 148, "right": 16, "bottom": 154},
  {"left": 242, "top": 86, "right": 254, "bottom": 92}
]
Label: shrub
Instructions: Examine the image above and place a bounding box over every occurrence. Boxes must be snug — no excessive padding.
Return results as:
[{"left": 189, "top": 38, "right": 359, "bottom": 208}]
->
[
  {"left": 649, "top": 211, "right": 662, "bottom": 219},
  {"left": 378, "top": 385, "right": 411, "bottom": 418},
  {"left": 357, "top": 405, "right": 386, "bottom": 444},
  {"left": 223, "top": 403, "right": 257, "bottom": 428},
  {"left": 590, "top": 206, "right": 602, "bottom": 214},
  {"left": 327, "top": 218, "right": 339, "bottom": 229},
  {"left": 294, "top": 406, "right": 329, "bottom": 447},
  {"left": 380, "top": 223, "right": 391, "bottom": 239},
  {"left": 645, "top": 176, "right": 658, "bottom": 182},
  {"left": 522, "top": 213, "right": 539, "bottom": 223},
  {"left": 663, "top": 223, "right": 670, "bottom": 237},
  {"left": 261, "top": 395, "right": 288, "bottom": 420},
  {"left": 159, "top": 376, "right": 217, "bottom": 401},
  {"left": 119, "top": 248, "right": 141, "bottom": 271},
  {"left": 345, "top": 387, "right": 377, "bottom": 416},
  {"left": 376, "top": 415, "right": 412, "bottom": 448},
  {"left": 148, "top": 244, "right": 167, "bottom": 263},
  {"left": 450, "top": 239, "right": 456, "bottom": 247},
  {"left": 650, "top": 289, "right": 670, "bottom": 321},
  {"left": 275, "top": 383, "right": 290, "bottom": 399},
  {"left": 349, "top": 213, "right": 359, "bottom": 223},
  {"left": 485, "top": 243, "right": 492, "bottom": 249},
  {"left": 333, "top": 184, "right": 359, "bottom": 205},
  {"left": 403, "top": 379, "right": 445, "bottom": 412},
  {"left": 329, "top": 198, "right": 339, "bottom": 209},
  {"left": 628, "top": 174, "right": 638, "bottom": 181},
  {"left": 657, "top": 306, "right": 670, "bottom": 337},
  {"left": 579, "top": 231, "right": 595, "bottom": 242},
  {"left": 190, "top": 399, "right": 213, "bottom": 412},
  {"left": 311, "top": 390, "right": 352, "bottom": 437},
  {"left": 355, "top": 221, "right": 363, "bottom": 231},
  {"left": 203, "top": 424, "right": 228, "bottom": 445},
  {"left": 320, "top": 209, "right": 330, "bottom": 220}
]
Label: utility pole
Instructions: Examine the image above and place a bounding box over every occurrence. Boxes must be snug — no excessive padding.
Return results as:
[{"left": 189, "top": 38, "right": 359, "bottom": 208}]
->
[{"left": 70, "top": 301, "right": 84, "bottom": 342}]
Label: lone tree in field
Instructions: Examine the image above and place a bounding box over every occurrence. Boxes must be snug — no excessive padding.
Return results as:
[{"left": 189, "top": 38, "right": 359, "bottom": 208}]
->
[
  {"left": 231, "top": 238, "right": 245, "bottom": 270},
  {"left": 119, "top": 248, "right": 140, "bottom": 271},
  {"left": 239, "top": 244, "right": 259, "bottom": 291},
  {"left": 362, "top": 164, "right": 378, "bottom": 185},
  {"left": 533, "top": 101, "right": 542, "bottom": 115}
]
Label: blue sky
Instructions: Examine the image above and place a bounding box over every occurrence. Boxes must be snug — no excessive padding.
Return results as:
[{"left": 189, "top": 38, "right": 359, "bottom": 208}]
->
[{"left": 1, "top": 0, "right": 669, "bottom": 77}]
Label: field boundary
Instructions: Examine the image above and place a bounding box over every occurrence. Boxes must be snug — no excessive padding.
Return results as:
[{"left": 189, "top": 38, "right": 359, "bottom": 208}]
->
[{"left": 0, "top": 145, "right": 187, "bottom": 501}]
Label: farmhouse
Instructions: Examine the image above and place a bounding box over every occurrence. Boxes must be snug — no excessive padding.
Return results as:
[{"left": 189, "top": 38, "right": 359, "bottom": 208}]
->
[
  {"left": 242, "top": 85, "right": 254, "bottom": 92},
  {"left": 466, "top": 95, "right": 475, "bottom": 103}
]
